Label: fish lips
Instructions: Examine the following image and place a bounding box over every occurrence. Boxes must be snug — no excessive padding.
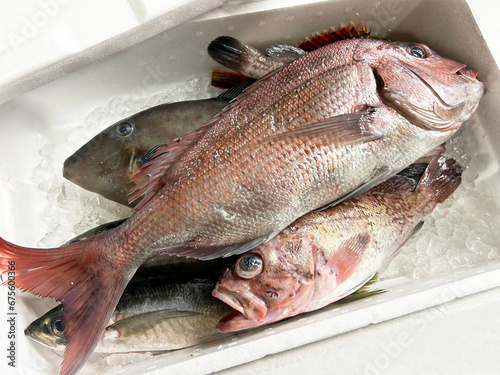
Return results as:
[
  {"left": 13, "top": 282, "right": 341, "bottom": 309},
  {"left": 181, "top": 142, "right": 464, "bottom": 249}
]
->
[{"left": 212, "top": 285, "right": 268, "bottom": 328}]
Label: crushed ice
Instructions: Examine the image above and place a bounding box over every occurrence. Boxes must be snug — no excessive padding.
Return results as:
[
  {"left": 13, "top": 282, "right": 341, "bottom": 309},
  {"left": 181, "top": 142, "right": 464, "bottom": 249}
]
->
[{"left": 24, "top": 78, "right": 500, "bottom": 371}]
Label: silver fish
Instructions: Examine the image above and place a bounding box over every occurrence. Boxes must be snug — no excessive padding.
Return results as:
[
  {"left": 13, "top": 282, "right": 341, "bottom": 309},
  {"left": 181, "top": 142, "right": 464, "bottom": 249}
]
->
[{"left": 25, "top": 278, "right": 231, "bottom": 353}]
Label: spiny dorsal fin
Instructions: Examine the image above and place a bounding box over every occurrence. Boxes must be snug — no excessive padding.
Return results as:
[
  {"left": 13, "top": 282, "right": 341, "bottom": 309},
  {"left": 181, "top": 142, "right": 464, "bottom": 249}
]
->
[{"left": 298, "top": 23, "right": 371, "bottom": 52}]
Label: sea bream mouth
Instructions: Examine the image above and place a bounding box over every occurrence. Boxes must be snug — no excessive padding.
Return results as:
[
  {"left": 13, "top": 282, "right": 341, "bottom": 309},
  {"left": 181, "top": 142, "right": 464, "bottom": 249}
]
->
[
  {"left": 376, "top": 63, "right": 470, "bottom": 132},
  {"left": 212, "top": 286, "right": 268, "bottom": 324}
]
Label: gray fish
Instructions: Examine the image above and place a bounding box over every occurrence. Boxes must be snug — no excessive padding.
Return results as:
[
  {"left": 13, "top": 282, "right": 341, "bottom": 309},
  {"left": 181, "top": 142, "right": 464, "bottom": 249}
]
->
[{"left": 63, "top": 84, "right": 249, "bottom": 206}]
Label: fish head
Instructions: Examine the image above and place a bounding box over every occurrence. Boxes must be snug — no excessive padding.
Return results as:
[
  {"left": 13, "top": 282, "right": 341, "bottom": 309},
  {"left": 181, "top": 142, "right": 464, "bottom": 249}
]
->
[
  {"left": 63, "top": 115, "right": 152, "bottom": 206},
  {"left": 24, "top": 305, "right": 67, "bottom": 350},
  {"left": 356, "top": 39, "right": 484, "bottom": 131},
  {"left": 63, "top": 104, "right": 184, "bottom": 206},
  {"left": 63, "top": 99, "right": 225, "bottom": 206},
  {"left": 213, "top": 232, "right": 316, "bottom": 332}
]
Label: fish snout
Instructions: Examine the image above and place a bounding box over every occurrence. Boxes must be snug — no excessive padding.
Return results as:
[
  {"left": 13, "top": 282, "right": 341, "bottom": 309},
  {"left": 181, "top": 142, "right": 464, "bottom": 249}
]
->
[{"left": 457, "top": 67, "right": 479, "bottom": 79}]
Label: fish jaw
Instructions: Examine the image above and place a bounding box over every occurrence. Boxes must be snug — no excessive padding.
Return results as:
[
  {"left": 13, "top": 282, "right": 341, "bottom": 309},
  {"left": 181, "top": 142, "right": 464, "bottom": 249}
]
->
[
  {"left": 24, "top": 305, "right": 69, "bottom": 351},
  {"left": 215, "top": 309, "right": 262, "bottom": 333},
  {"left": 24, "top": 320, "right": 67, "bottom": 351},
  {"left": 212, "top": 285, "right": 268, "bottom": 323},
  {"left": 63, "top": 130, "right": 134, "bottom": 205}
]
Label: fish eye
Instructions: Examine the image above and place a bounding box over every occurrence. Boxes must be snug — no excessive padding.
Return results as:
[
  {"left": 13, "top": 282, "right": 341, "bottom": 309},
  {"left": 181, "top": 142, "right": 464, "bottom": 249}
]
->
[
  {"left": 50, "top": 317, "right": 65, "bottom": 336},
  {"left": 405, "top": 44, "right": 429, "bottom": 59},
  {"left": 115, "top": 121, "right": 134, "bottom": 137},
  {"left": 235, "top": 253, "right": 263, "bottom": 279}
]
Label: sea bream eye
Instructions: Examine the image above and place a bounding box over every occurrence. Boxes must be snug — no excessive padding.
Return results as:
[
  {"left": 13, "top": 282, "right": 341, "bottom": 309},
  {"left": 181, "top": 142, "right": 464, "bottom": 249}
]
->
[
  {"left": 115, "top": 121, "right": 134, "bottom": 137},
  {"left": 404, "top": 44, "right": 429, "bottom": 59},
  {"left": 235, "top": 253, "right": 263, "bottom": 279}
]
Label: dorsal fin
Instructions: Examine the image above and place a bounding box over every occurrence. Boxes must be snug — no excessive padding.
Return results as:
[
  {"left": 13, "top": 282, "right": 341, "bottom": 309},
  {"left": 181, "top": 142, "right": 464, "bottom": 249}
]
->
[
  {"left": 298, "top": 23, "right": 371, "bottom": 52},
  {"left": 128, "top": 121, "right": 216, "bottom": 210}
]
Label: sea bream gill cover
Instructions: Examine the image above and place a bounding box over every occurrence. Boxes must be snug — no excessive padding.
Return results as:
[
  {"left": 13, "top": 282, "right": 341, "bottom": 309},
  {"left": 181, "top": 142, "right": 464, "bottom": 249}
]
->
[{"left": 0, "top": 31, "right": 484, "bottom": 375}]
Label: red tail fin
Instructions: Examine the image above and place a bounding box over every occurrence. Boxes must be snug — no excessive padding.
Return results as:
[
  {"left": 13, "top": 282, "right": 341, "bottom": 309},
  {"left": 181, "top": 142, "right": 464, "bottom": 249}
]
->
[{"left": 0, "top": 237, "right": 130, "bottom": 375}]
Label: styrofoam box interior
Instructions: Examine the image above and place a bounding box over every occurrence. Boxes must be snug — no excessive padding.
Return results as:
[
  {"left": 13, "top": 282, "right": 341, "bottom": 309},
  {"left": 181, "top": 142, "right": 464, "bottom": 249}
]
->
[{"left": 1, "top": 0, "right": 499, "bottom": 374}]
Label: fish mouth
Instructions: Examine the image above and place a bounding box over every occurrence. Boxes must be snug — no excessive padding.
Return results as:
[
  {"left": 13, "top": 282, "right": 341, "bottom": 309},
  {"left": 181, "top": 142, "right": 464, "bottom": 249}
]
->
[
  {"left": 376, "top": 63, "right": 472, "bottom": 132},
  {"left": 458, "top": 68, "right": 478, "bottom": 79},
  {"left": 212, "top": 286, "right": 268, "bottom": 325},
  {"left": 215, "top": 309, "right": 257, "bottom": 333}
]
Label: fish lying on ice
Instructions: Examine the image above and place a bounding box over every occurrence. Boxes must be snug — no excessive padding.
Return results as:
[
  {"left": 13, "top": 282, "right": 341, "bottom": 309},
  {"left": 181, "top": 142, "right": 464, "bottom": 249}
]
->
[
  {"left": 213, "top": 157, "right": 463, "bottom": 332},
  {"left": 27, "top": 220, "right": 380, "bottom": 354},
  {"left": 25, "top": 278, "right": 231, "bottom": 353},
  {"left": 0, "top": 37, "right": 483, "bottom": 375},
  {"left": 64, "top": 24, "right": 368, "bottom": 205},
  {"left": 26, "top": 223, "right": 235, "bottom": 353},
  {"left": 63, "top": 83, "right": 251, "bottom": 206}
]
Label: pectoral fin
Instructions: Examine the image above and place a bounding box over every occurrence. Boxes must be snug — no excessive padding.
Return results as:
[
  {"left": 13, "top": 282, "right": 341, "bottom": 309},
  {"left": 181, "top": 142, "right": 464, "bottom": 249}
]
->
[
  {"left": 325, "top": 233, "right": 370, "bottom": 285},
  {"left": 268, "top": 110, "right": 382, "bottom": 147}
]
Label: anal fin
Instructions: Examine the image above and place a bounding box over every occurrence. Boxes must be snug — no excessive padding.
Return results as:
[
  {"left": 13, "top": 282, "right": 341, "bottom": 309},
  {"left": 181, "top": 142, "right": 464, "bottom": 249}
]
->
[{"left": 169, "top": 231, "right": 281, "bottom": 260}]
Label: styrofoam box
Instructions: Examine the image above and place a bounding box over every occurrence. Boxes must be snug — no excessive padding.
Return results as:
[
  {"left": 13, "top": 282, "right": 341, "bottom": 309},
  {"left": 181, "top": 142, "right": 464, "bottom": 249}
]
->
[{"left": 1, "top": 0, "right": 499, "bottom": 374}]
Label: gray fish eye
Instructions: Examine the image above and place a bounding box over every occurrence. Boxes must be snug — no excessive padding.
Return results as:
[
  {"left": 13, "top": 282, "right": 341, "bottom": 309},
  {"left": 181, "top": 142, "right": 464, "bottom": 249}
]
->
[
  {"left": 50, "top": 318, "right": 64, "bottom": 336},
  {"left": 115, "top": 121, "right": 134, "bottom": 137},
  {"left": 236, "top": 253, "right": 263, "bottom": 279}
]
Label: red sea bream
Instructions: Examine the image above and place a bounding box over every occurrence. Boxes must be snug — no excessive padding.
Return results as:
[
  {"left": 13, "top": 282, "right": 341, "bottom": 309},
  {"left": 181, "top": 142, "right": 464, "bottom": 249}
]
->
[{"left": 0, "top": 38, "right": 484, "bottom": 374}]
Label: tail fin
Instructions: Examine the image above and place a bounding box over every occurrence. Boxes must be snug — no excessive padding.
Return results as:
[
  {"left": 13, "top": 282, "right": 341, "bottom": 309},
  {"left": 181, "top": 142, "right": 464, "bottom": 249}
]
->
[
  {"left": 0, "top": 237, "right": 131, "bottom": 375},
  {"left": 211, "top": 69, "right": 249, "bottom": 89},
  {"left": 417, "top": 156, "right": 463, "bottom": 204}
]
